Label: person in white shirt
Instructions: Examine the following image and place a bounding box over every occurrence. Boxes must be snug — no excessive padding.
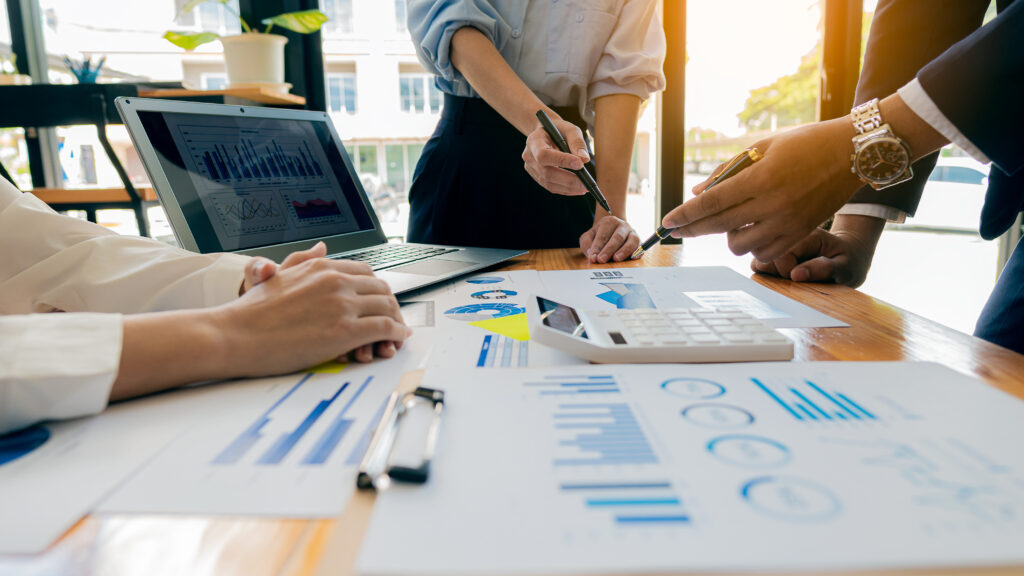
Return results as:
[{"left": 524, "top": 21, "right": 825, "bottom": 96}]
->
[
  {"left": 0, "top": 178, "right": 410, "bottom": 435},
  {"left": 406, "top": 0, "right": 666, "bottom": 262}
]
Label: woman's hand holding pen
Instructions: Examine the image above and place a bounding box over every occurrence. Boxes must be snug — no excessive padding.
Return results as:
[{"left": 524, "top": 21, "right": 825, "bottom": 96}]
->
[
  {"left": 580, "top": 215, "right": 641, "bottom": 263},
  {"left": 522, "top": 112, "right": 591, "bottom": 197}
]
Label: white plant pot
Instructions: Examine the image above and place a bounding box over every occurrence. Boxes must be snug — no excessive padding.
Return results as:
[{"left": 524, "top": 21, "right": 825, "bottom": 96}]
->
[{"left": 219, "top": 33, "right": 288, "bottom": 85}]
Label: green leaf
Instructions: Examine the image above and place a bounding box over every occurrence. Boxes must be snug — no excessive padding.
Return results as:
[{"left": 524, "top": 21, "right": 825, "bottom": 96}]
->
[
  {"left": 163, "top": 30, "right": 220, "bottom": 51},
  {"left": 261, "top": 10, "right": 329, "bottom": 34},
  {"left": 180, "top": 0, "right": 227, "bottom": 14}
]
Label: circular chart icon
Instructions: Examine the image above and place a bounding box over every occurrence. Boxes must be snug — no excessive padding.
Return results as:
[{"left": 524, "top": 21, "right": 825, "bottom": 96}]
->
[
  {"left": 471, "top": 290, "right": 518, "bottom": 300},
  {"left": 741, "top": 476, "right": 841, "bottom": 523},
  {"left": 0, "top": 424, "right": 50, "bottom": 467},
  {"left": 466, "top": 276, "right": 504, "bottom": 285},
  {"left": 707, "top": 435, "right": 790, "bottom": 468},
  {"left": 661, "top": 378, "right": 726, "bottom": 399},
  {"left": 444, "top": 302, "right": 525, "bottom": 321},
  {"left": 681, "top": 403, "right": 755, "bottom": 429}
]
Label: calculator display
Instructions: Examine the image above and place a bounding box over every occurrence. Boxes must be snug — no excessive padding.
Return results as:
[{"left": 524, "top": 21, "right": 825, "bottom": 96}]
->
[{"left": 537, "top": 297, "right": 589, "bottom": 339}]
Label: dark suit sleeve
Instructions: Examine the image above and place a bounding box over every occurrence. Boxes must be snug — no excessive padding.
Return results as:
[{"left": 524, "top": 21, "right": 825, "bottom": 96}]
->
[
  {"left": 917, "top": 0, "right": 1024, "bottom": 175},
  {"left": 845, "top": 0, "right": 989, "bottom": 215}
]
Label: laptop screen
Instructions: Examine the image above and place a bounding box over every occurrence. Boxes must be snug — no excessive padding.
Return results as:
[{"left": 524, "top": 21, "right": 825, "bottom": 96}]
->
[{"left": 137, "top": 110, "right": 376, "bottom": 252}]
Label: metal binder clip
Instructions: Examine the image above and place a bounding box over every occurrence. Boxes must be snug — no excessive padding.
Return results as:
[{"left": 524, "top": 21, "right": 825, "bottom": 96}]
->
[{"left": 357, "top": 386, "right": 445, "bottom": 490}]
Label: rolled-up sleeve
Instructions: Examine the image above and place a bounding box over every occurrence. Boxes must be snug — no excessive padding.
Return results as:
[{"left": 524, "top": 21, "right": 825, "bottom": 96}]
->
[
  {"left": 408, "top": 0, "right": 513, "bottom": 83},
  {"left": 588, "top": 0, "right": 667, "bottom": 102},
  {"left": 0, "top": 313, "right": 121, "bottom": 435}
]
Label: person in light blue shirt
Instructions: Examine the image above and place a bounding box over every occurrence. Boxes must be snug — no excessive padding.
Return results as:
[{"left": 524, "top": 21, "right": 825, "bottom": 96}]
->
[{"left": 407, "top": 0, "right": 666, "bottom": 261}]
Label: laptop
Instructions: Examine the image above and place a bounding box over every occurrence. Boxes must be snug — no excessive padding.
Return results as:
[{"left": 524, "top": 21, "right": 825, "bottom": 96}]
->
[{"left": 115, "top": 97, "right": 524, "bottom": 295}]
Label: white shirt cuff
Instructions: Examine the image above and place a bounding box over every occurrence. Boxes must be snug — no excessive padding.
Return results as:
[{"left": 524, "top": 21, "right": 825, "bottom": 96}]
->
[
  {"left": 0, "top": 313, "right": 121, "bottom": 435},
  {"left": 898, "top": 78, "right": 991, "bottom": 164},
  {"left": 836, "top": 203, "right": 907, "bottom": 223}
]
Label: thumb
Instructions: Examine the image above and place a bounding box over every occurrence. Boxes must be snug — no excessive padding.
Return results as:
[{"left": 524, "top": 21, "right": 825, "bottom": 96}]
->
[{"left": 790, "top": 256, "right": 840, "bottom": 283}]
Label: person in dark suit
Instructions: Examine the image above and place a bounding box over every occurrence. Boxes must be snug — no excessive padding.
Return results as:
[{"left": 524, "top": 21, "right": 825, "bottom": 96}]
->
[{"left": 658, "top": 0, "right": 1024, "bottom": 353}]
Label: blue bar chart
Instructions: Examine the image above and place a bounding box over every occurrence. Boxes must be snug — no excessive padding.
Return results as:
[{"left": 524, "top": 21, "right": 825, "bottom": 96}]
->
[
  {"left": 559, "top": 481, "right": 690, "bottom": 526},
  {"left": 213, "top": 375, "right": 375, "bottom": 467},
  {"left": 476, "top": 334, "right": 528, "bottom": 368},
  {"left": 550, "top": 400, "right": 658, "bottom": 466},
  {"left": 752, "top": 378, "right": 878, "bottom": 422},
  {"left": 178, "top": 124, "right": 327, "bottom": 185},
  {"left": 523, "top": 374, "right": 621, "bottom": 396}
]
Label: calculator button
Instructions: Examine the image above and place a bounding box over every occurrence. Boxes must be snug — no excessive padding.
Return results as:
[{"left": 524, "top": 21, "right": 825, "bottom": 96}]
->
[
  {"left": 684, "top": 326, "right": 712, "bottom": 335},
  {"left": 759, "top": 334, "right": 790, "bottom": 343},
  {"left": 645, "top": 321, "right": 672, "bottom": 329},
  {"left": 722, "top": 332, "right": 754, "bottom": 343},
  {"left": 635, "top": 336, "right": 656, "bottom": 345},
  {"left": 652, "top": 327, "right": 676, "bottom": 335},
  {"left": 704, "top": 319, "right": 731, "bottom": 326},
  {"left": 675, "top": 319, "right": 702, "bottom": 327},
  {"left": 690, "top": 333, "right": 721, "bottom": 344},
  {"left": 659, "top": 335, "right": 688, "bottom": 344},
  {"left": 713, "top": 325, "right": 741, "bottom": 334},
  {"left": 733, "top": 318, "right": 761, "bottom": 325}
]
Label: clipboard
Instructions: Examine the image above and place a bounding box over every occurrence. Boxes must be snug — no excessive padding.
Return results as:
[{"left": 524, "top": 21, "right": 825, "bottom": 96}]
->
[{"left": 357, "top": 386, "right": 445, "bottom": 490}]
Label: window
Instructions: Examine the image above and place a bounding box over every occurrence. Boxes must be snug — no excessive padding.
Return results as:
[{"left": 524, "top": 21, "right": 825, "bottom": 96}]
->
[
  {"left": 399, "top": 74, "right": 442, "bottom": 114},
  {"left": 174, "top": 0, "right": 242, "bottom": 35},
  {"left": 201, "top": 74, "right": 228, "bottom": 91},
  {"left": 395, "top": 0, "right": 407, "bottom": 33},
  {"left": 357, "top": 145, "right": 378, "bottom": 176},
  {"left": 327, "top": 74, "right": 357, "bottom": 114},
  {"left": 322, "top": 0, "right": 354, "bottom": 35},
  {"left": 943, "top": 166, "right": 986, "bottom": 185}
]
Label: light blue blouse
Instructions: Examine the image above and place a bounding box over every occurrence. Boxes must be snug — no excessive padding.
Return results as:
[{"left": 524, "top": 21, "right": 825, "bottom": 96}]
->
[{"left": 408, "top": 0, "right": 667, "bottom": 124}]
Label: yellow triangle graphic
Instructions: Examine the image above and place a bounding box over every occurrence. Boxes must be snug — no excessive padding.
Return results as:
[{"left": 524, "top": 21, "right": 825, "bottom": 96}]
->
[{"left": 469, "top": 313, "right": 530, "bottom": 341}]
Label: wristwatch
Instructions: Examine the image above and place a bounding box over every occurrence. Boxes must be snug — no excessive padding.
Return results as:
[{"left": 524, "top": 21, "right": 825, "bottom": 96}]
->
[{"left": 849, "top": 98, "right": 913, "bottom": 190}]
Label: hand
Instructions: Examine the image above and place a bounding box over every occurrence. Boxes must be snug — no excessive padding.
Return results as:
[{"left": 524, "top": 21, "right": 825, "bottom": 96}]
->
[
  {"left": 750, "top": 215, "right": 885, "bottom": 288},
  {"left": 661, "top": 117, "right": 863, "bottom": 262},
  {"left": 226, "top": 250, "right": 410, "bottom": 372},
  {"left": 522, "top": 113, "right": 590, "bottom": 197},
  {"left": 579, "top": 215, "right": 640, "bottom": 263}
]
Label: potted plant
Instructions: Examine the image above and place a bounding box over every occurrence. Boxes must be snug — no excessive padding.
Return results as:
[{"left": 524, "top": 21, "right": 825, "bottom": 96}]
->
[
  {"left": 164, "top": 0, "right": 328, "bottom": 90},
  {"left": 0, "top": 54, "right": 32, "bottom": 86}
]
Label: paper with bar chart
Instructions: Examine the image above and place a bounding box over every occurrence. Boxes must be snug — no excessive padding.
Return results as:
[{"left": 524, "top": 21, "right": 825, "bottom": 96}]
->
[
  {"left": 358, "top": 362, "right": 1024, "bottom": 574},
  {"left": 98, "top": 360, "right": 404, "bottom": 516},
  {"left": 161, "top": 113, "right": 364, "bottom": 250}
]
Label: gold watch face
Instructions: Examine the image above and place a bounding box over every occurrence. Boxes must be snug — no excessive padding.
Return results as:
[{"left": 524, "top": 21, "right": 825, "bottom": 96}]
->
[{"left": 854, "top": 137, "right": 910, "bottom": 184}]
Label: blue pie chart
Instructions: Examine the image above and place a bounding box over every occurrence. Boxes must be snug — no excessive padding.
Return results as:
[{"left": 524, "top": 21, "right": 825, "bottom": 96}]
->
[
  {"left": 445, "top": 302, "right": 525, "bottom": 321},
  {"left": 0, "top": 424, "right": 50, "bottom": 466},
  {"left": 466, "top": 276, "right": 504, "bottom": 285}
]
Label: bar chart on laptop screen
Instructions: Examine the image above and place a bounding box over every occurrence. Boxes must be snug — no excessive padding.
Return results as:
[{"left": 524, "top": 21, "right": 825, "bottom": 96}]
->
[{"left": 177, "top": 124, "right": 328, "bottom": 185}]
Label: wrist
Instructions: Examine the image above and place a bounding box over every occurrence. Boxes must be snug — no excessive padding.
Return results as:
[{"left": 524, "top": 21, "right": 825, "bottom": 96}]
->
[{"left": 832, "top": 213, "right": 885, "bottom": 252}]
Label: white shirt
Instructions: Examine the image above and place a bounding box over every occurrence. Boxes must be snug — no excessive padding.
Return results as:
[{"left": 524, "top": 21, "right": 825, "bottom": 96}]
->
[
  {"left": 409, "top": 0, "right": 667, "bottom": 125},
  {"left": 0, "top": 179, "right": 248, "bottom": 435}
]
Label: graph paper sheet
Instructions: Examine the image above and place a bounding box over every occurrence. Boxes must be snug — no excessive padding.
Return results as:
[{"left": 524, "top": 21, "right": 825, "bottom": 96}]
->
[{"left": 358, "top": 362, "right": 1024, "bottom": 575}]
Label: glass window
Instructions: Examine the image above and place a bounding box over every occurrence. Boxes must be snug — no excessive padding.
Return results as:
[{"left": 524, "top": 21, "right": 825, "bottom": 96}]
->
[
  {"left": 428, "top": 80, "right": 443, "bottom": 112},
  {"left": 327, "top": 74, "right": 357, "bottom": 114},
  {"left": 944, "top": 166, "right": 986, "bottom": 185},
  {"left": 173, "top": 0, "right": 241, "bottom": 35},
  {"left": 322, "top": 0, "right": 354, "bottom": 35},
  {"left": 406, "top": 143, "right": 424, "bottom": 176},
  {"left": 357, "top": 145, "right": 378, "bottom": 175},
  {"left": 395, "top": 0, "right": 407, "bottom": 33},
  {"left": 399, "top": 74, "right": 442, "bottom": 114},
  {"left": 385, "top": 144, "right": 406, "bottom": 191}
]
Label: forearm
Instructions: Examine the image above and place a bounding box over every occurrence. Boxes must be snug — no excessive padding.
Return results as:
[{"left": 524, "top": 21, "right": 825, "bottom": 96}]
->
[
  {"left": 593, "top": 94, "right": 641, "bottom": 219},
  {"left": 877, "top": 93, "right": 948, "bottom": 161},
  {"left": 111, "top": 310, "right": 231, "bottom": 402},
  {"left": 449, "top": 26, "right": 550, "bottom": 134}
]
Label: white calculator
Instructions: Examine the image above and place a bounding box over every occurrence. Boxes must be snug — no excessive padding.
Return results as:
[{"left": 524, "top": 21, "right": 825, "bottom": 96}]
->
[{"left": 527, "top": 295, "right": 794, "bottom": 363}]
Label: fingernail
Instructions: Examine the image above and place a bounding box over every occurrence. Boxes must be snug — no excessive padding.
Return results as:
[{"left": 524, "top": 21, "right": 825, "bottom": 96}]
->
[
  {"left": 577, "top": 149, "right": 590, "bottom": 161},
  {"left": 792, "top": 268, "right": 810, "bottom": 282},
  {"left": 406, "top": 327, "right": 414, "bottom": 337},
  {"left": 662, "top": 219, "right": 677, "bottom": 229}
]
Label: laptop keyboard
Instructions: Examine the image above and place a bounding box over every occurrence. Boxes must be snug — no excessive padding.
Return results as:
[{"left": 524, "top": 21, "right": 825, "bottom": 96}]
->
[{"left": 335, "top": 244, "right": 458, "bottom": 270}]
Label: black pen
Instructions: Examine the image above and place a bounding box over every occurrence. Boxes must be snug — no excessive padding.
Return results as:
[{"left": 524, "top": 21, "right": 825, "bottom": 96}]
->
[
  {"left": 631, "top": 146, "right": 764, "bottom": 260},
  {"left": 535, "top": 109, "right": 612, "bottom": 213}
]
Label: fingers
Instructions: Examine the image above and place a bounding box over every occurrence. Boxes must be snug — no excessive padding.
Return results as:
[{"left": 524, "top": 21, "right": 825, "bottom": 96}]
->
[
  {"left": 596, "top": 224, "right": 630, "bottom": 263},
  {"left": 561, "top": 123, "right": 590, "bottom": 162},
  {"left": 584, "top": 218, "right": 619, "bottom": 261},
  {"left": 613, "top": 231, "right": 641, "bottom": 262},
  {"left": 355, "top": 294, "right": 404, "bottom": 324},
  {"left": 374, "top": 341, "right": 398, "bottom": 359},
  {"left": 344, "top": 274, "right": 395, "bottom": 296},
  {"left": 523, "top": 161, "right": 587, "bottom": 196},
  {"left": 281, "top": 241, "right": 327, "bottom": 269},
  {"left": 242, "top": 257, "right": 278, "bottom": 294},
  {"left": 790, "top": 257, "right": 839, "bottom": 283},
  {"left": 579, "top": 226, "right": 596, "bottom": 254},
  {"left": 356, "top": 316, "right": 412, "bottom": 346}
]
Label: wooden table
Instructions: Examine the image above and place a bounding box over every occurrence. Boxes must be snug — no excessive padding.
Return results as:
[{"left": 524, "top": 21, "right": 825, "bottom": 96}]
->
[{"left": 4, "top": 246, "right": 1023, "bottom": 576}]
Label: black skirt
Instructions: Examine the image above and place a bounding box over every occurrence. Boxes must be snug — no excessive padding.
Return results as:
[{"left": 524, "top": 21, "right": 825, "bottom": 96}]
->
[{"left": 407, "top": 94, "right": 596, "bottom": 250}]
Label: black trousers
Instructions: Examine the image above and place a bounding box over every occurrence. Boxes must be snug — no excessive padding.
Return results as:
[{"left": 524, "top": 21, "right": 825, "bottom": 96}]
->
[{"left": 407, "top": 94, "right": 595, "bottom": 249}]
